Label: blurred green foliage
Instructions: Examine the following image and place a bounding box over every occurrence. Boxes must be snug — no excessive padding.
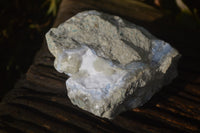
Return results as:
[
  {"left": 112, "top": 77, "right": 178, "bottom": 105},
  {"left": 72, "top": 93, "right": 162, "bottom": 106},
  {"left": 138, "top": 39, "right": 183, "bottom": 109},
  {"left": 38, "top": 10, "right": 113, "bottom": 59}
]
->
[
  {"left": 147, "top": 0, "right": 200, "bottom": 29},
  {"left": 0, "top": 0, "right": 55, "bottom": 99},
  {"left": 44, "top": 0, "right": 61, "bottom": 16},
  {"left": 175, "top": 0, "right": 200, "bottom": 28}
]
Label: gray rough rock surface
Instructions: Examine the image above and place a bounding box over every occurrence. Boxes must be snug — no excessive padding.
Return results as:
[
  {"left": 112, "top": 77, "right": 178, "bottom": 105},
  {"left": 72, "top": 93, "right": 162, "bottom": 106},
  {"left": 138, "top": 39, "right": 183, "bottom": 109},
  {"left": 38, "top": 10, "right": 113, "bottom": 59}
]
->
[{"left": 45, "top": 10, "right": 180, "bottom": 119}]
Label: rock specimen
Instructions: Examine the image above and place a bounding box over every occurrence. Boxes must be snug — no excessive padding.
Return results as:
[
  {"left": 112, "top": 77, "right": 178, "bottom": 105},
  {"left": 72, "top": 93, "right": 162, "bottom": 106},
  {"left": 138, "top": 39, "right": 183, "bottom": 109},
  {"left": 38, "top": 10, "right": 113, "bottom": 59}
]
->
[{"left": 45, "top": 10, "right": 180, "bottom": 119}]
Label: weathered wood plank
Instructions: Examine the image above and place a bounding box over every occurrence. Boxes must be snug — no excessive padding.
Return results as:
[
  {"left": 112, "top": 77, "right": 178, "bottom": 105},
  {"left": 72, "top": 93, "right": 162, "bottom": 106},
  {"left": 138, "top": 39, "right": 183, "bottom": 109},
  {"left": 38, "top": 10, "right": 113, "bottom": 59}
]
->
[{"left": 53, "top": 0, "right": 163, "bottom": 27}]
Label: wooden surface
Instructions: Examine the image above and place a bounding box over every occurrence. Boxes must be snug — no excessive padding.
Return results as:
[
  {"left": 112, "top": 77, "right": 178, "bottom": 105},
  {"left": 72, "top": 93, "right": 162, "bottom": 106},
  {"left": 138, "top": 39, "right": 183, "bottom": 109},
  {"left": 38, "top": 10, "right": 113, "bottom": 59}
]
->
[{"left": 0, "top": 0, "right": 200, "bottom": 132}]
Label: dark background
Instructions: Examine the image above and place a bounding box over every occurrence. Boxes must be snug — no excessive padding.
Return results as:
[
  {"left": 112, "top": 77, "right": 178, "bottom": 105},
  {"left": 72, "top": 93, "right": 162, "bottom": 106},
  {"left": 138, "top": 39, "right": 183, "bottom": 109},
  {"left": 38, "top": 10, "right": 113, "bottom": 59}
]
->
[{"left": 0, "top": 0, "right": 56, "bottom": 100}]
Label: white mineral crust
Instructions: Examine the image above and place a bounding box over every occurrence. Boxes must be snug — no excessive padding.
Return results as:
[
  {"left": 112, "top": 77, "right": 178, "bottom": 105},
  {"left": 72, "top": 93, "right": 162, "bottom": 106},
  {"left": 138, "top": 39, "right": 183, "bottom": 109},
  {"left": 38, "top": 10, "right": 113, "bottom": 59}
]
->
[{"left": 46, "top": 10, "right": 180, "bottom": 119}]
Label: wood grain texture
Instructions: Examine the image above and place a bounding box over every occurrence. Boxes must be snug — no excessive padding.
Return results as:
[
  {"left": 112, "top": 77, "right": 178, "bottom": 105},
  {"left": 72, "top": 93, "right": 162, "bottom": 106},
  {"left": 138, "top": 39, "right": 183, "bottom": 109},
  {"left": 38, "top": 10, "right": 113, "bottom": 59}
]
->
[{"left": 0, "top": 0, "right": 200, "bottom": 132}]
